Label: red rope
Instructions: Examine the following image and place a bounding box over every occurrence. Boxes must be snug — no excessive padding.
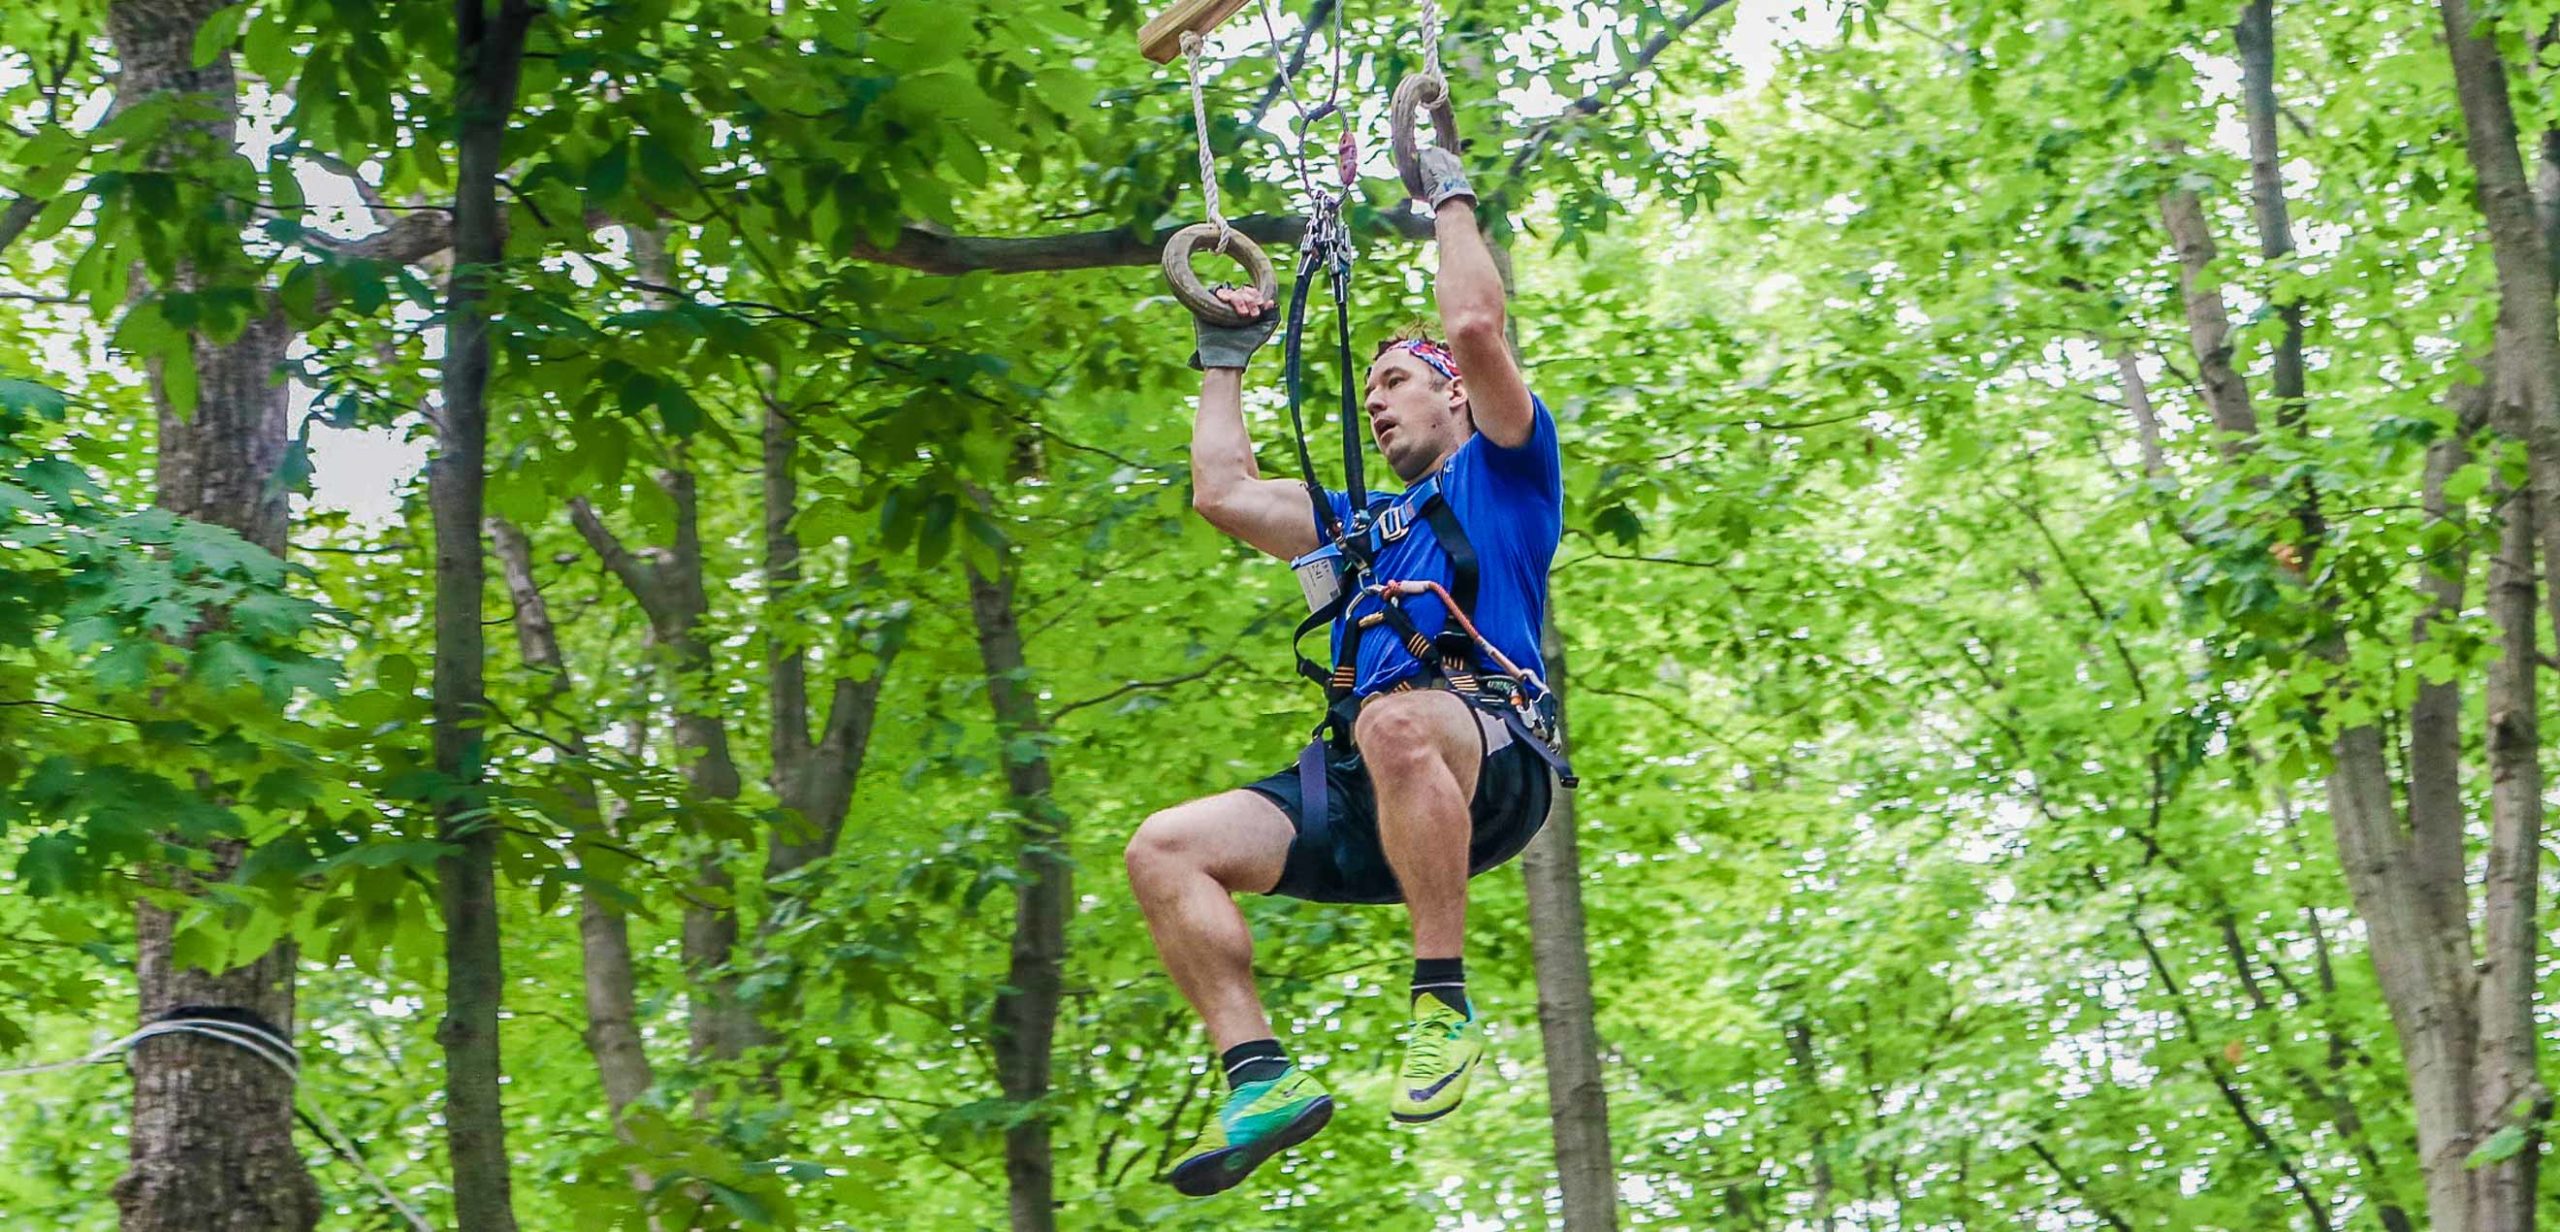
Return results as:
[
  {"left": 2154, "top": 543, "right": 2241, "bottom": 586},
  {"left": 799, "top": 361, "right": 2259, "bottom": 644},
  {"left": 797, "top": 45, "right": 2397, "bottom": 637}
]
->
[{"left": 1361, "top": 579, "right": 1550, "bottom": 697}]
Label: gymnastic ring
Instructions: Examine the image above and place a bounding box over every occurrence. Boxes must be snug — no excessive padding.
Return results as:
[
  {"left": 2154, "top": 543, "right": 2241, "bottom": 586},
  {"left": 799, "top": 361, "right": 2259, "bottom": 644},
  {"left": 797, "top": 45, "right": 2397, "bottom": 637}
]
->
[
  {"left": 1161, "top": 223, "right": 1278, "bottom": 328},
  {"left": 1390, "top": 72, "right": 1461, "bottom": 200}
]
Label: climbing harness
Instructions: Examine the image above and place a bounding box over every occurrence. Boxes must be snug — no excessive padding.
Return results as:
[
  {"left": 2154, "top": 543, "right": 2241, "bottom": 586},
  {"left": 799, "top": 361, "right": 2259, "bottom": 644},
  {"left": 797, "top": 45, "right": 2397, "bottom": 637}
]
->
[{"left": 1161, "top": 4, "right": 1573, "bottom": 816}]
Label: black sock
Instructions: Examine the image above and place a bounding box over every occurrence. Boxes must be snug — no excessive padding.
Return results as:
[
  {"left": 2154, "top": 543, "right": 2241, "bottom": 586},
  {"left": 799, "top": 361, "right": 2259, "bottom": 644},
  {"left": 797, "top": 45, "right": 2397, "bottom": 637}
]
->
[
  {"left": 1412, "top": 957, "right": 1469, "bottom": 1019},
  {"left": 1221, "top": 1039, "right": 1290, "bottom": 1088}
]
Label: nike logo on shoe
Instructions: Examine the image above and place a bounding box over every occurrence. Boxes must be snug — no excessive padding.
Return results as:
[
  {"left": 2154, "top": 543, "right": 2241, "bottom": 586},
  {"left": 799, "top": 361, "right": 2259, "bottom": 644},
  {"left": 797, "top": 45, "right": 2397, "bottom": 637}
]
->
[{"left": 1406, "top": 1055, "right": 1476, "bottom": 1102}]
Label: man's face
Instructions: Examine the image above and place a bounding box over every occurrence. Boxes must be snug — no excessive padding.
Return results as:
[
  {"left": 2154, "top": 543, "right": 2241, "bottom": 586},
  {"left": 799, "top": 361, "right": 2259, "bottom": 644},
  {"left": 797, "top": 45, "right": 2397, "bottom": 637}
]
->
[{"left": 1363, "top": 349, "right": 1470, "bottom": 483}]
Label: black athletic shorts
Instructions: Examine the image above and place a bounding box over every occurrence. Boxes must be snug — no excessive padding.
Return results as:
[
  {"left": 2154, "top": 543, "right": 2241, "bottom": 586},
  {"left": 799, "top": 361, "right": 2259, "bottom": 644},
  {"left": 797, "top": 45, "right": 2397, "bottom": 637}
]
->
[{"left": 1243, "top": 709, "right": 1557, "bottom": 905}]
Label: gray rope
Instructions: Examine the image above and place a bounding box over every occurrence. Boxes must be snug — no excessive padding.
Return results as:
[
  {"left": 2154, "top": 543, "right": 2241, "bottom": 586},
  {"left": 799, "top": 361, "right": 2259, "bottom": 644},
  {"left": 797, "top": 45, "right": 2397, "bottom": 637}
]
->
[{"left": 0, "top": 1017, "right": 435, "bottom": 1232}]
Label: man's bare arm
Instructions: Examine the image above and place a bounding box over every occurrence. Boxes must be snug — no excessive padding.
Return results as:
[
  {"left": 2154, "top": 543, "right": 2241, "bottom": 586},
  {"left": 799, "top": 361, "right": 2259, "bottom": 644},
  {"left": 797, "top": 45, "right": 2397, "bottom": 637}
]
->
[
  {"left": 1423, "top": 156, "right": 1535, "bottom": 448},
  {"left": 1192, "top": 297, "right": 1323, "bottom": 560}
]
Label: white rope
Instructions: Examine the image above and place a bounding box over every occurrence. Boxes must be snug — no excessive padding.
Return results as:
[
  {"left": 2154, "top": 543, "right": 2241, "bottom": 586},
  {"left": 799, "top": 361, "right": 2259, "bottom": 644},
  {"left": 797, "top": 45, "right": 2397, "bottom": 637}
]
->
[
  {"left": 0, "top": 1017, "right": 435, "bottom": 1232},
  {"left": 1420, "top": 0, "right": 1445, "bottom": 88},
  {"left": 1179, "top": 32, "right": 1234, "bottom": 251}
]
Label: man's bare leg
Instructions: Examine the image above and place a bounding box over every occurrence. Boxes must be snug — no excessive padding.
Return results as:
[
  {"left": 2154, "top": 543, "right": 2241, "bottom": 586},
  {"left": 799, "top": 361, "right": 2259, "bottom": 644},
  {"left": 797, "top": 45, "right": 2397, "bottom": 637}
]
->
[
  {"left": 1124, "top": 791, "right": 1295, "bottom": 1051},
  {"left": 1355, "top": 691, "right": 1486, "bottom": 960}
]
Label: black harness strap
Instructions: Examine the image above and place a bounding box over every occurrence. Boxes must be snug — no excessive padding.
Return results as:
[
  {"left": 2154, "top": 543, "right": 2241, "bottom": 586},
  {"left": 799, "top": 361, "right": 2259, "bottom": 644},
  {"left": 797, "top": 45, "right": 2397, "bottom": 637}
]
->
[
  {"left": 1331, "top": 262, "right": 1367, "bottom": 524},
  {"left": 1280, "top": 250, "right": 1343, "bottom": 549},
  {"left": 1415, "top": 489, "right": 1477, "bottom": 665}
]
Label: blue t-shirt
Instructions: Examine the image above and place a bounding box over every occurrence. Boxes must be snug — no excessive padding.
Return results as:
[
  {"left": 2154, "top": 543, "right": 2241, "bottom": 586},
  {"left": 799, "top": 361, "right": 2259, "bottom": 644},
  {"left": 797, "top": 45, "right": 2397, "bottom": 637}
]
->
[{"left": 1323, "top": 395, "right": 1562, "bottom": 696}]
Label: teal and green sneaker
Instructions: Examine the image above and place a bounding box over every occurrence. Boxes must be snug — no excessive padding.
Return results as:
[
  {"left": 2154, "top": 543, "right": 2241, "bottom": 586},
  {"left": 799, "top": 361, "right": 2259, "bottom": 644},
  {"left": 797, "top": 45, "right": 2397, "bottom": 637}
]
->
[
  {"left": 1168, "top": 1065, "right": 1335, "bottom": 1197},
  {"left": 1389, "top": 992, "right": 1483, "bottom": 1124}
]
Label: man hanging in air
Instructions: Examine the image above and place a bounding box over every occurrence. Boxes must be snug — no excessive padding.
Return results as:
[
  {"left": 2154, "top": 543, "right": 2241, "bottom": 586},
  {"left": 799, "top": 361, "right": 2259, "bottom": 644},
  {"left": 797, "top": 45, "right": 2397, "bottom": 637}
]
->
[{"left": 1124, "top": 140, "right": 1570, "bottom": 1196}]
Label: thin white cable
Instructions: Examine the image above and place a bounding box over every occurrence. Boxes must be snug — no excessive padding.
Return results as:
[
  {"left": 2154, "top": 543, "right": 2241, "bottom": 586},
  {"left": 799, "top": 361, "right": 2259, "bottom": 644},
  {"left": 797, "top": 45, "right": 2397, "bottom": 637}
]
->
[
  {"left": 1255, "top": 0, "right": 1336, "bottom": 201},
  {"left": 1, "top": 1017, "right": 434, "bottom": 1232},
  {"left": 1179, "top": 32, "right": 1235, "bottom": 251}
]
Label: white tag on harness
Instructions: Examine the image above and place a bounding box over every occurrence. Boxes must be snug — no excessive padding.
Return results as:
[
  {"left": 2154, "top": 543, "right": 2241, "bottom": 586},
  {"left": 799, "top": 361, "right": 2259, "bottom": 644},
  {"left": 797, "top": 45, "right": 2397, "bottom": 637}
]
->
[{"left": 1290, "top": 544, "right": 1345, "bottom": 613}]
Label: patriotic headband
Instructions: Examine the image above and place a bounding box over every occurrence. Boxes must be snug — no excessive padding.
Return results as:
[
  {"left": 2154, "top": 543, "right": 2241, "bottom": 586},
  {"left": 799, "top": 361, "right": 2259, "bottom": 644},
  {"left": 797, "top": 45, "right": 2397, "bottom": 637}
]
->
[{"left": 1392, "top": 339, "right": 1462, "bottom": 382}]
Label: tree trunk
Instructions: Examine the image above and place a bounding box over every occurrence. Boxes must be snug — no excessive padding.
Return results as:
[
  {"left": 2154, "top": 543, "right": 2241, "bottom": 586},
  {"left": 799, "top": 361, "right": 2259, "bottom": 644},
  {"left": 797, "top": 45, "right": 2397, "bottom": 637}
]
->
[
  {"left": 2157, "top": 164, "right": 2261, "bottom": 447},
  {"left": 966, "top": 559, "right": 1067, "bottom": 1232},
  {"left": 570, "top": 463, "right": 752, "bottom": 1077},
  {"left": 2476, "top": 445, "right": 2544, "bottom": 1231},
  {"left": 761, "top": 398, "right": 895, "bottom": 879},
  {"left": 569, "top": 231, "right": 754, "bottom": 1075},
  {"left": 2234, "top": 0, "right": 2326, "bottom": 551},
  {"left": 2407, "top": 392, "right": 2484, "bottom": 949},
  {"left": 103, "top": 3, "right": 318, "bottom": 1228},
  {"left": 2441, "top": 0, "right": 2560, "bottom": 645},
  {"left": 2438, "top": 3, "right": 2559, "bottom": 1224},
  {"left": 490, "top": 518, "right": 657, "bottom": 1131},
  {"left": 2235, "top": 0, "right": 2306, "bottom": 419},
  {"left": 2229, "top": 29, "right": 2417, "bottom": 1221},
  {"left": 742, "top": 394, "right": 896, "bottom": 1074},
  {"left": 1783, "top": 1022, "right": 1836, "bottom": 1232},
  {"left": 2119, "top": 351, "right": 2168, "bottom": 481},
  {"left": 432, "top": 4, "right": 537, "bottom": 1230},
  {"left": 2165, "top": 70, "right": 2504, "bottom": 1222},
  {"left": 1521, "top": 617, "right": 1617, "bottom": 1231},
  {"left": 2540, "top": 124, "right": 2559, "bottom": 283}
]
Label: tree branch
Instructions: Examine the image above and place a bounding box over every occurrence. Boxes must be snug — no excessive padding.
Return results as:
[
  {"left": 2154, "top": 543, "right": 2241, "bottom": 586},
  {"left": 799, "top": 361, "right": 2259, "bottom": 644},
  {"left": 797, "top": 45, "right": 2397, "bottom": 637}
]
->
[
  {"left": 566, "top": 496, "right": 669, "bottom": 617},
  {"left": 1050, "top": 655, "right": 1242, "bottom": 720},
  {"left": 1244, "top": 0, "right": 1337, "bottom": 132},
  {"left": 0, "top": 196, "right": 46, "bottom": 262},
  {"left": 840, "top": 210, "right": 1430, "bottom": 276},
  {"left": 330, "top": 210, "right": 457, "bottom": 265}
]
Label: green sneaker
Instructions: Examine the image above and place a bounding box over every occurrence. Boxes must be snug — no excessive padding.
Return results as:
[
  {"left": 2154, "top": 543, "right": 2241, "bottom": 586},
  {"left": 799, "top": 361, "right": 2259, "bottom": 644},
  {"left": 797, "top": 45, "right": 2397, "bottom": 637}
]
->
[
  {"left": 1389, "top": 991, "right": 1483, "bottom": 1124},
  {"left": 1168, "top": 1065, "right": 1334, "bottom": 1197}
]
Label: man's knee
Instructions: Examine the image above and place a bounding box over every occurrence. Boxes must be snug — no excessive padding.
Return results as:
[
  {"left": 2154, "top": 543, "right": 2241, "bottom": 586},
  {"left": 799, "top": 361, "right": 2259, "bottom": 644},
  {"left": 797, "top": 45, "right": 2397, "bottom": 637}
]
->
[
  {"left": 1124, "top": 808, "right": 1197, "bottom": 889},
  {"left": 1354, "top": 691, "right": 1475, "bottom": 775},
  {"left": 1127, "top": 793, "right": 1292, "bottom": 898}
]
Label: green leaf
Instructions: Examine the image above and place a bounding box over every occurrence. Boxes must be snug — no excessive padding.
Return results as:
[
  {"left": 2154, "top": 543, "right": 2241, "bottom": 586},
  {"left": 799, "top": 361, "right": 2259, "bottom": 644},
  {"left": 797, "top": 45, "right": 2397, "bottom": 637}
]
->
[
  {"left": 92, "top": 640, "right": 154, "bottom": 690},
  {"left": 189, "top": 638, "right": 265, "bottom": 692},
  {"left": 587, "top": 140, "right": 631, "bottom": 201},
  {"left": 705, "top": 1180, "right": 780, "bottom": 1227},
  {"left": 192, "top": 5, "right": 251, "bottom": 67},
  {"left": 2467, "top": 1125, "right": 2529, "bottom": 1168},
  {"left": 17, "top": 834, "right": 84, "bottom": 897},
  {"left": 270, "top": 437, "right": 316, "bottom": 499},
  {"left": 161, "top": 345, "right": 201, "bottom": 420},
  {"left": 241, "top": 9, "right": 296, "bottom": 80},
  {"left": 658, "top": 383, "right": 703, "bottom": 437},
  {"left": 0, "top": 378, "right": 69, "bottom": 422}
]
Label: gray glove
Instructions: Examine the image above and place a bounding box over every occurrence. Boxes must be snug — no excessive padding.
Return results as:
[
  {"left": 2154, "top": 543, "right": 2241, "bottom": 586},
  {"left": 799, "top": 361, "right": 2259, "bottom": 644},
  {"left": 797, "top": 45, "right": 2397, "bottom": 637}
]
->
[
  {"left": 1418, "top": 147, "right": 1475, "bottom": 211},
  {"left": 1190, "top": 294, "right": 1278, "bottom": 371}
]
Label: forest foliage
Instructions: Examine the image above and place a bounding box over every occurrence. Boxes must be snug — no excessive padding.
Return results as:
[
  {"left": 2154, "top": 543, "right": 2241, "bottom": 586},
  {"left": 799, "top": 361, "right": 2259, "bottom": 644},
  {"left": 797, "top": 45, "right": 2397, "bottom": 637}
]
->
[{"left": 1, "top": 0, "right": 2557, "bottom": 1228}]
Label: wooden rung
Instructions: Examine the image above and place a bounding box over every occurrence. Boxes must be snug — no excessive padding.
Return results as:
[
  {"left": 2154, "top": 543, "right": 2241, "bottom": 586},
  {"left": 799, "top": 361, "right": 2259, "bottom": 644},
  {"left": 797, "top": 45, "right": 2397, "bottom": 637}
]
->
[{"left": 1139, "top": 0, "right": 1256, "bottom": 63}]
